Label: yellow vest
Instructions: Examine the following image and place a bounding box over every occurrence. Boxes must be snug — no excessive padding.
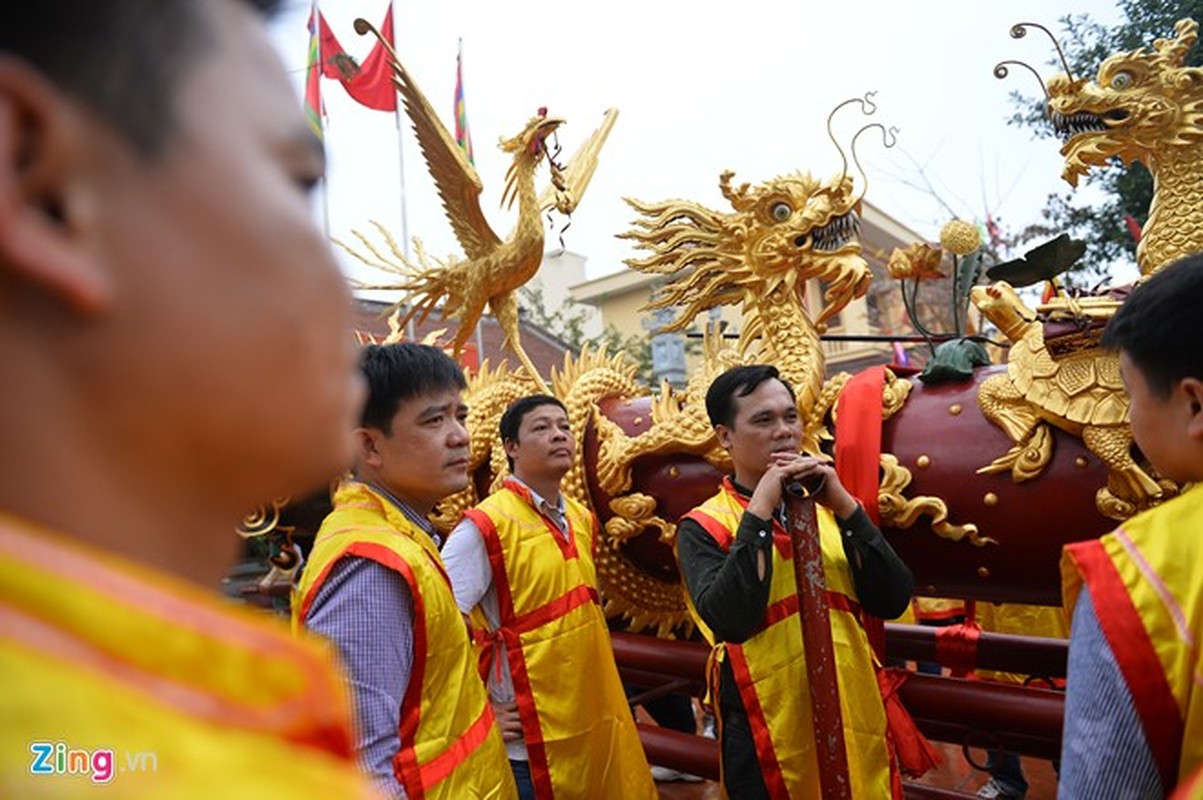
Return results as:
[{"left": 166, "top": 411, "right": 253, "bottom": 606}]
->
[
  {"left": 1173, "top": 764, "right": 1203, "bottom": 799},
  {"left": 1063, "top": 482, "right": 1203, "bottom": 792},
  {"left": 0, "top": 513, "right": 377, "bottom": 800},
  {"left": 681, "top": 478, "right": 892, "bottom": 799},
  {"left": 293, "top": 481, "right": 515, "bottom": 800},
  {"left": 462, "top": 479, "right": 657, "bottom": 800}
]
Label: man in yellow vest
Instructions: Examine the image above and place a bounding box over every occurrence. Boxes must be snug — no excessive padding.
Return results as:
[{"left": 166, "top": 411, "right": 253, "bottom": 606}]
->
[
  {"left": 1060, "top": 254, "right": 1203, "bottom": 797},
  {"left": 294, "top": 343, "right": 516, "bottom": 799},
  {"left": 443, "top": 394, "right": 658, "bottom": 799},
  {"left": 677, "top": 364, "right": 914, "bottom": 799},
  {"left": 0, "top": 2, "right": 378, "bottom": 796}
]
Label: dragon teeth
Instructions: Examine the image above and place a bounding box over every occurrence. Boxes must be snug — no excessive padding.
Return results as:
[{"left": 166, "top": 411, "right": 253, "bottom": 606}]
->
[
  {"left": 1052, "top": 110, "right": 1107, "bottom": 138},
  {"left": 811, "top": 212, "right": 859, "bottom": 250}
]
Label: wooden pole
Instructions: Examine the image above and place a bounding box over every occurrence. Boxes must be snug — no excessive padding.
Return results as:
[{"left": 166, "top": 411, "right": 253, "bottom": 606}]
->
[{"left": 783, "top": 480, "right": 851, "bottom": 799}]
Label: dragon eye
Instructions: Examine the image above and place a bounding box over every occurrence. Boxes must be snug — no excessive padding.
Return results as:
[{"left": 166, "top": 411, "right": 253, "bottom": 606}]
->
[
  {"left": 1110, "top": 71, "right": 1133, "bottom": 90},
  {"left": 770, "top": 202, "right": 792, "bottom": 221}
]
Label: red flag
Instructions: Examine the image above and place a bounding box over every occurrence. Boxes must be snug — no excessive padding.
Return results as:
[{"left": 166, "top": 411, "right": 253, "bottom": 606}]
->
[{"left": 317, "top": 5, "right": 397, "bottom": 112}]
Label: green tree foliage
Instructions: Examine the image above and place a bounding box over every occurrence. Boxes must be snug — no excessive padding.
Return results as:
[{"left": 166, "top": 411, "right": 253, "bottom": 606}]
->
[
  {"left": 1009, "top": 1, "right": 1203, "bottom": 283},
  {"left": 518, "top": 285, "right": 655, "bottom": 384}
]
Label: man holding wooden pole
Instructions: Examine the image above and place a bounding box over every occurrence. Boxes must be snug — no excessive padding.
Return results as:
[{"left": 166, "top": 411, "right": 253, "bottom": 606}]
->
[{"left": 676, "top": 364, "right": 914, "bottom": 798}]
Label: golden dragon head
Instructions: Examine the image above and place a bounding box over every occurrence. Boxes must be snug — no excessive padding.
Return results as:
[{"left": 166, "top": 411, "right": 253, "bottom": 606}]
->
[
  {"left": 620, "top": 170, "right": 869, "bottom": 333},
  {"left": 970, "top": 281, "right": 1035, "bottom": 344},
  {"left": 1047, "top": 18, "right": 1203, "bottom": 187}
]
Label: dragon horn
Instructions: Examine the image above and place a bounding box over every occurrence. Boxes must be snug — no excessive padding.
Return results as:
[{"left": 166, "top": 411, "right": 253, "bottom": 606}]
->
[
  {"left": 719, "top": 170, "right": 752, "bottom": 211},
  {"left": 1155, "top": 19, "right": 1199, "bottom": 66}
]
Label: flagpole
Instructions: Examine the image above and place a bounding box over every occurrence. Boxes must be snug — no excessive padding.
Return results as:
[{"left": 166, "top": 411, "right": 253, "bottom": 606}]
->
[
  {"left": 389, "top": 2, "right": 410, "bottom": 261},
  {"left": 455, "top": 36, "right": 484, "bottom": 362},
  {"left": 319, "top": 2, "right": 329, "bottom": 241},
  {"left": 306, "top": 0, "right": 331, "bottom": 241},
  {"left": 386, "top": 1, "right": 415, "bottom": 340},
  {"left": 320, "top": 175, "right": 332, "bottom": 240}
]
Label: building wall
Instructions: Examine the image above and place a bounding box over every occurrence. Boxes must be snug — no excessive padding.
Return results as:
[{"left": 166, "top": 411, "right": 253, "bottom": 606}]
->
[
  {"left": 351, "top": 298, "right": 572, "bottom": 379},
  {"left": 522, "top": 250, "right": 605, "bottom": 341}
]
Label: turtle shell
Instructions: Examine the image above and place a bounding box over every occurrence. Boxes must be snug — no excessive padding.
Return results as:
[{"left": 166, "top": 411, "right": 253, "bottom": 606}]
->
[{"left": 1007, "top": 322, "right": 1128, "bottom": 427}]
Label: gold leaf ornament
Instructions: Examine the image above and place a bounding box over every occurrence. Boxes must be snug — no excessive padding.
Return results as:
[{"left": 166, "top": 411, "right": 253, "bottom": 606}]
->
[{"left": 887, "top": 242, "right": 946, "bottom": 280}]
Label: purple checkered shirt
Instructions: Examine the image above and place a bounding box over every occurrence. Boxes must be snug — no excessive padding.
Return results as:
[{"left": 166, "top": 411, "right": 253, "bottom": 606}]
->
[{"left": 304, "top": 482, "right": 441, "bottom": 800}]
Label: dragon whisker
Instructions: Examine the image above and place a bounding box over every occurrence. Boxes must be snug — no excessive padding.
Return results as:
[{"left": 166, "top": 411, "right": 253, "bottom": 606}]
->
[
  {"left": 993, "top": 59, "right": 1050, "bottom": 100},
  {"left": 1010, "top": 21, "right": 1074, "bottom": 81}
]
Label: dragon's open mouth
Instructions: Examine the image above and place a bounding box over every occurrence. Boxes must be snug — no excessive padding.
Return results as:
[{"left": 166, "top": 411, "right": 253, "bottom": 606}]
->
[
  {"left": 1051, "top": 109, "right": 1128, "bottom": 142},
  {"left": 800, "top": 210, "right": 861, "bottom": 252}
]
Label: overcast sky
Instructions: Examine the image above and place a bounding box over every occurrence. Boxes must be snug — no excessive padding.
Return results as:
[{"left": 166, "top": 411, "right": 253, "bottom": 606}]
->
[{"left": 269, "top": 0, "right": 1126, "bottom": 286}]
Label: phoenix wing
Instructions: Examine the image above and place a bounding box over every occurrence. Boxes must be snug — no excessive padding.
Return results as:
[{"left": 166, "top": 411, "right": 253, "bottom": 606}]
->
[
  {"left": 388, "top": 57, "right": 501, "bottom": 260},
  {"left": 537, "top": 108, "right": 619, "bottom": 215}
]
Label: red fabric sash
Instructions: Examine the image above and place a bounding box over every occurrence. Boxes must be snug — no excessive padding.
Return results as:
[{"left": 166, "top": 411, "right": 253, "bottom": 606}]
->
[
  {"left": 1065, "top": 539, "right": 1184, "bottom": 789},
  {"left": 834, "top": 366, "right": 888, "bottom": 660},
  {"left": 834, "top": 365, "right": 885, "bottom": 525},
  {"left": 835, "top": 366, "right": 938, "bottom": 790}
]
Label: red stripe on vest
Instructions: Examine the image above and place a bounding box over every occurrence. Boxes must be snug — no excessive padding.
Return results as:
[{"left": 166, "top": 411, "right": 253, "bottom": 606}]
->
[
  {"left": 416, "top": 703, "right": 498, "bottom": 789},
  {"left": 508, "top": 583, "right": 600, "bottom": 637},
  {"left": 685, "top": 487, "right": 793, "bottom": 560},
  {"left": 462, "top": 508, "right": 516, "bottom": 621},
  {"left": 1066, "top": 539, "right": 1184, "bottom": 789},
  {"left": 727, "top": 645, "right": 791, "bottom": 798},
  {"left": 497, "top": 583, "right": 600, "bottom": 798},
  {"left": 501, "top": 479, "right": 581, "bottom": 561},
  {"left": 329, "top": 542, "right": 430, "bottom": 800},
  {"left": 682, "top": 508, "right": 734, "bottom": 551},
  {"left": 758, "top": 591, "right": 862, "bottom": 632},
  {"left": 507, "top": 639, "right": 556, "bottom": 799}
]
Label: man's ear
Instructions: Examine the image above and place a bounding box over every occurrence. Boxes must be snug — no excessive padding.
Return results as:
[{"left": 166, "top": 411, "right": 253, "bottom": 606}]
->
[
  {"left": 502, "top": 437, "right": 519, "bottom": 461},
  {"left": 0, "top": 59, "right": 110, "bottom": 315},
  {"left": 1182, "top": 377, "right": 1203, "bottom": 440},
  {"left": 353, "top": 427, "right": 383, "bottom": 469},
  {"left": 715, "top": 424, "right": 732, "bottom": 451}
]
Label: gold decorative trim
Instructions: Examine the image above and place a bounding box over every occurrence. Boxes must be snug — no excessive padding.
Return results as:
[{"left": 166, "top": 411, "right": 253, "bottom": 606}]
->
[
  {"left": 606, "top": 493, "right": 676, "bottom": 545},
  {"left": 237, "top": 497, "right": 290, "bottom": 539},
  {"left": 976, "top": 422, "right": 1054, "bottom": 483},
  {"left": 881, "top": 367, "right": 913, "bottom": 421},
  {"left": 878, "top": 454, "right": 995, "bottom": 547}
]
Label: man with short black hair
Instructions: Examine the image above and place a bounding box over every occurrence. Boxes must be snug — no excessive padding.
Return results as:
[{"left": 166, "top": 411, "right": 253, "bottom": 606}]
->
[
  {"left": 0, "top": 1, "right": 374, "bottom": 795},
  {"left": 295, "top": 343, "right": 516, "bottom": 800},
  {"left": 679, "top": 364, "right": 914, "bottom": 799},
  {"left": 444, "top": 394, "right": 657, "bottom": 800}
]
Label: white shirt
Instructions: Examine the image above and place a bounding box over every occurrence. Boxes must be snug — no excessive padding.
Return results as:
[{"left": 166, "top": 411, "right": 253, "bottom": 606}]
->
[{"left": 441, "top": 477, "right": 569, "bottom": 762}]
